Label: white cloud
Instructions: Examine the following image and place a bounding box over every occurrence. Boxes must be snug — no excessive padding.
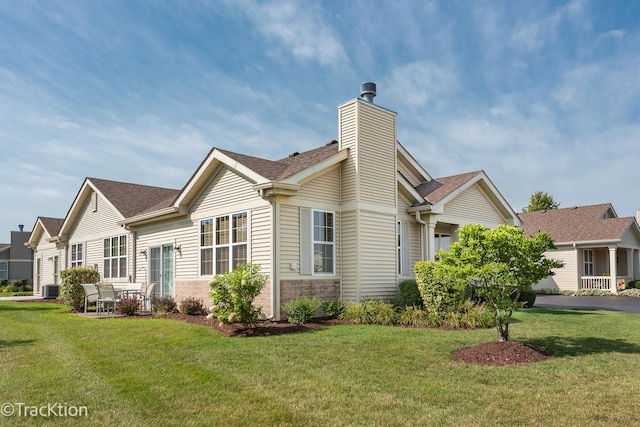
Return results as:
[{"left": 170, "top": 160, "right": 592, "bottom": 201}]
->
[{"left": 231, "top": 0, "right": 348, "bottom": 66}]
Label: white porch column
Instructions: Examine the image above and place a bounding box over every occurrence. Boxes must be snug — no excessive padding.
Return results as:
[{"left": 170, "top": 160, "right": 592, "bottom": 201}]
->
[
  {"left": 427, "top": 222, "right": 436, "bottom": 261},
  {"left": 609, "top": 246, "right": 618, "bottom": 293},
  {"left": 626, "top": 249, "right": 633, "bottom": 280},
  {"left": 634, "top": 248, "right": 640, "bottom": 281}
]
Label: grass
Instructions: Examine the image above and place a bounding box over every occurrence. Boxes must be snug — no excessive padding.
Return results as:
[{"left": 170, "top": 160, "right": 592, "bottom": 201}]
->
[{"left": 1, "top": 301, "right": 640, "bottom": 426}]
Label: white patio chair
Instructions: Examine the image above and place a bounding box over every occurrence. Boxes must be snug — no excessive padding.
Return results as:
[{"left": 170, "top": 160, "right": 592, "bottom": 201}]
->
[
  {"left": 81, "top": 283, "right": 99, "bottom": 314},
  {"left": 141, "top": 283, "right": 156, "bottom": 314},
  {"left": 96, "top": 283, "right": 118, "bottom": 316}
]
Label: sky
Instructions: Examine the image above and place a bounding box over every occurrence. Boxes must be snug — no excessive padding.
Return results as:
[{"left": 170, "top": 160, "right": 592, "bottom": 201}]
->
[{"left": 1, "top": 0, "right": 639, "bottom": 243}]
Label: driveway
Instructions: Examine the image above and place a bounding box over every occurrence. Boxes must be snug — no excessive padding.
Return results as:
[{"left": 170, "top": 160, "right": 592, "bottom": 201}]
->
[{"left": 535, "top": 295, "right": 640, "bottom": 314}]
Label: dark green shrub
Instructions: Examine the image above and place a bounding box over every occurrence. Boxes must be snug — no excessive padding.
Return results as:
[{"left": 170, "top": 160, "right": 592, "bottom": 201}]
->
[
  {"left": 627, "top": 280, "right": 640, "bottom": 289},
  {"left": 397, "top": 279, "right": 423, "bottom": 308},
  {"left": 283, "top": 297, "right": 322, "bottom": 325},
  {"left": 153, "top": 297, "right": 178, "bottom": 313},
  {"left": 516, "top": 288, "right": 537, "bottom": 308},
  {"left": 321, "top": 300, "right": 344, "bottom": 318},
  {"left": 179, "top": 297, "right": 207, "bottom": 315},
  {"left": 117, "top": 298, "right": 141, "bottom": 316},
  {"left": 59, "top": 268, "right": 101, "bottom": 311},
  {"left": 209, "top": 263, "right": 268, "bottom": 327}
]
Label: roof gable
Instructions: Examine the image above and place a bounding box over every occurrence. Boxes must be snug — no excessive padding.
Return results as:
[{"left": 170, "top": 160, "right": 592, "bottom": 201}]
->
[
  {"left": 27, "top": 216, "right": 64, "bottom": 247},
  {"left": 518, "top": 203, "right": 639, "bottom": 244}
]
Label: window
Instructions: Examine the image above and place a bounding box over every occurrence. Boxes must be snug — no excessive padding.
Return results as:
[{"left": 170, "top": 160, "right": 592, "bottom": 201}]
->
[
  {"left": 103, "top": 235, "right": 127, "bottom": 279},
  {"left": 200, "top": 212, "right": 247, "bottom": 275},
  {"left": 313, "top": 210, "right": 334, "bottom": 274},
  {"left": 584, "top": 249, "right": 594, "bottom": 276},
  {"left": 0, "top": 261, "right": 7, "bottom": 281},
  {"left": 70, "top": 243, "right": 83, "bottom": 267},
  {"left": 435, "top": 233, "right": 451, "bottom": 252}
]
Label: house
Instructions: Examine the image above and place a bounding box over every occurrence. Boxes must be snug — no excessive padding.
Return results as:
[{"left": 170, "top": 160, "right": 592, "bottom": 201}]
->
[
  {"left": 25, "top": 217, "right": 64, "bottom": 293},
  {"left": 29, "top": 83, "right": 520, "bottom": 319},
  {"left": 0, "top": 225, "right": 33, "bottom": 285},
  {"left": 519, "top": 203, "right": 640, "bottom": 292}
]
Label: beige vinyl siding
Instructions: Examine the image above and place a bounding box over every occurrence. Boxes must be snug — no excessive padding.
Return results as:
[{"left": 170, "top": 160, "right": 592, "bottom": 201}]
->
[
  {"left": 135, "top": 217, "right": 195, "bottom": 281},
  {"left": 295, "top": 166, "right": 341, "bottom": 204},
  {"left": 409, "top": 221, "right": 422, "bottom": 275},
  {"left": 190, "top": 167, "right": 257, "bottom": 218},
  {"left": 250, "top": 205, "right": 272, "bottom": 274},
  {"left": 338, "top": 102, "right": 357, "bottom": 203},
  {"left": 621, "top": 229, "right": 639, "bottom": 247},
  {"left": 534, "top": 248, "right": 577, "bottom": 290},
  {"left": 359, "top": 210, "right": 398, "bottom": 298},
  {"left": 340, "top": 210, "right": 358, "bottom": 301},
  {"left": 358, "top": 103, "right": 396, "bottom": 206},
  {"left": 441, "top": 184, "right": 504, "bottom": 226},
  {"left": 278, "top": 204, "right": 299, "bottom": 274},
  {"left": 397, "top": 157, "right": 423, "bottom": 188},
  {"left": 72, "top": 191, "right": 123, "bottom": 237}
]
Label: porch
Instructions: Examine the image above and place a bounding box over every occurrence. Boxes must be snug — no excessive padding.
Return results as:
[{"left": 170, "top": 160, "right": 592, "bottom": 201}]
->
[{"left": 578, "top": 245, "right": 639, "bottom": 293}]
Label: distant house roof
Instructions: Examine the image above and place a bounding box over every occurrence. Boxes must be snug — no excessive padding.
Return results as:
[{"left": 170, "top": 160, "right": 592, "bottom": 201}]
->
[
  {"left": 416, "top": 171, "right": 481, "bottom": 205},
  {"left": 217, "top": 140, "right": 340, "bottom": 181},
  {"left": 39, "top": 217, "right": 64, "bottom": 237},
  {"left": 88, "top": 178, "right": 180, "bottom": 218},
  {"left": 518, "top": 203, "right": 637, "bottom": 244}
]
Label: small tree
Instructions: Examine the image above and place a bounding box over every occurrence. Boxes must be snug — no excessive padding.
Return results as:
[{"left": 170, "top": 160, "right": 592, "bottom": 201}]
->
[
  {"left": 523, "top": 191, "right": 560, "bottom": 212},
  {"left": 59, "top": 267, "right": 101, "bottom": 311},
  {"left": 428, "top": 224, "right": 564, "bottom": 341},
  {"left": 209, "top": 263, "right": 268, "bottom": 328}
]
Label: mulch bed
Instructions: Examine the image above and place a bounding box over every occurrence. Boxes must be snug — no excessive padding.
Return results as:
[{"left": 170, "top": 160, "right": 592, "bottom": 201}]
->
[{"left": 21, "top": 299, "right": 553, "bottom": 365}]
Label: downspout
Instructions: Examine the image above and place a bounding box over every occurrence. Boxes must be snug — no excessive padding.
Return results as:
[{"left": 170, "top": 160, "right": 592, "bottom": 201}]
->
[
  {"left": 259, "top": 188, "right": 279, "bottom": 321},
  {"left": 130, "top": 229, "right": 137, "bottom": 283},
  {"left": 415, "top": 211, "right": 427, "bottom": 261}
]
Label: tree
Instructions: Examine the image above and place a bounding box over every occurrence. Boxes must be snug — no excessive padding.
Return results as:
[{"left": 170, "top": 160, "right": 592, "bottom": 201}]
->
[
  {"left": 523, "top": 191, "right": 560, "bottom": 212},
  {"left": 431, "top": 224, "right": 564, "bottom": 341}
]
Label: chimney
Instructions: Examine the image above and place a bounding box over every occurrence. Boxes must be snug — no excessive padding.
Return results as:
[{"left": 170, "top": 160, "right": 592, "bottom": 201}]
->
[
  {"left": 637, "top": 210, "right": 640, "bottom": 223},
  {"left": 360, "top": 82, "right": 376, "bottom": 103},
  {"left": 19, "top": 224, "right": 24, "bottom": 232}
]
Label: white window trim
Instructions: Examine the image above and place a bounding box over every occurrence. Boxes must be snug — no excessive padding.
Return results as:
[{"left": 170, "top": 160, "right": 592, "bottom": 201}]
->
[
  {"left": 200, "top": 211, "right": 248, "bottom": 276},
  {"left": 103, "top": 235, "right": 128, "bottom": 279},
  {"left": 398, "top": 221, "right": 410, "bottom": 276},
  {"left": 70, "top": 242, "right": 84, "bottom": 268},
  {"left": 312, "top": 209, "right": 335, "bottom": 275}
]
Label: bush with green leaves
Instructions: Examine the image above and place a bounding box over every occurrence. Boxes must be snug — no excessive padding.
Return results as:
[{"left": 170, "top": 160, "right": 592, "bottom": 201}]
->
[
  {"left": 117, "top": 298, "right": 141, "bottom": 316},
  {"left": 339, "top": 300, "right": 397, "bottom": 325},
  {"left": 395, "top": 280, "right": 423, "bottom": 308},
  {"left": 397, "top": 305, "right": 428, "bottom": 327},
  {"left": 573, "top": 289, "right": 614, "bottom": 296},
  {"left": 626, "top": 280, "right": 640, "bottom": 289},
  {"left": 516, "top": 288, "right": 537, "bottom": 308},
  {"left": 414, "top": 261, "right": 470, "bottom": 315},
  {"left": 209, "top": 263, "right": 268, "bottom": 327},
  {"left": 59, "top": 267, "right": 101, "bottom": 311},
  {"left": 153, "top": 297, "right": 178, "bottom": 313},
  {"left": 179, "top": 297, "right": 207, "bottom": 315},
  {"left": 321, "top": 300, "right": 344, "bottom": 318},
  {"left": 282, "top": 297, "right": 322, "bottom": 325},
  {"left": 621, "top": 289, "right": 640, "bottom": 298}
]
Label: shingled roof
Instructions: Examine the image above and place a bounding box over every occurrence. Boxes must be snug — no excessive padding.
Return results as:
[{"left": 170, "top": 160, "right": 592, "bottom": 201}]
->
[
  {"left": 518, "top": 203, "right": 636, "bottom": 244},
  {"left": 88, "top": 178, "right": 180, "bottom": 219},
  {"left": 218, "top": 140, "right": 340, "bottom": 181},
  {"left": 39, "top": 217, "right": 64, "bottom": 237},
  {"left": 415, "top": 171, "right": 482, "bottom": 205}
]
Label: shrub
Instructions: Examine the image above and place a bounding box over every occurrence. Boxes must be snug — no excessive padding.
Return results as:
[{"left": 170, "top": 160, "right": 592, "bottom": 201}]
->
[
  {"left": 179, "top": 297, "right": 207, "bottom": 315},
  {"left": 620, "top": 289, "right": 640, "bottom": 298},
  {"left": 396, "top": 280, "right": 423, "bottom": 308},
  {"left": 321, "top": 300, "right": 344, "bottom": 318},
  {"left": 397, "top": 305, "right": 428, "bottom": 327},
  {"left": 117, "top": 298, "right": 141, "bottom": 316},
  {"left": 153, "top": 297, "right": 177, "bottom": 313},
  {"left": 59, "top": 268, "right": 101, "bottom": 311},
  {"left": 209, "top": 263, "right": 268, "bottom": 327},
  {"left": 339, "top": 302, "right": 366, "bottom": 324},
  {"left": 535, "top": 288, "right": 562, "bottom": 295},
  {"left": 339, "top": 300, "right": 397, "bottom": 325},
  {"left": 516, "top": 289, "right": 537, "bottom": 308},
  {"left": 414, "top": 261, "right": 470, "bottom": 315},
  {"left": 573, "top": 289, "right": 614, "bottom": 296},
  {"left": 626, "top": 280, "right": 640, "bottom": 289},
  {"left": 283, "top": 297, "right": 322, "bottom": 325}
]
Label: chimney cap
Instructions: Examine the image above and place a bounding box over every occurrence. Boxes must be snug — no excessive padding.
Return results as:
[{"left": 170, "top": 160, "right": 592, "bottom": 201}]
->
[{"left": 360, "top": 82, "right": 376, "bottom": 103}]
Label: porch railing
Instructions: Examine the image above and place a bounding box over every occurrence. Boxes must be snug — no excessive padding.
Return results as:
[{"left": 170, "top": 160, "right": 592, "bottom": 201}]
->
[{"left": 580, "top": 276, "right": 612, "bottom": 291}]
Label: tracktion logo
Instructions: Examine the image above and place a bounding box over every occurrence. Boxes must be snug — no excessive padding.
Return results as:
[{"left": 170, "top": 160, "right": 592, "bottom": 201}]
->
[{"left": 2, "top": 402, "right": 88, "bottom": 417}]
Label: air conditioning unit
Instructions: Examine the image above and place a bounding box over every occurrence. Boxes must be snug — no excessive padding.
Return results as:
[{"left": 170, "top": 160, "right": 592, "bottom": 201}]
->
[{"left": 42, "top": 285, "right": 60, "bottom": 299}]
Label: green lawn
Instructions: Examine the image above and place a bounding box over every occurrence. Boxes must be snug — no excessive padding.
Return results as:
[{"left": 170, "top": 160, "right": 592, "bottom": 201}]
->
[{"left": 1, "top": 301, "right": 640, "bottom": 426}]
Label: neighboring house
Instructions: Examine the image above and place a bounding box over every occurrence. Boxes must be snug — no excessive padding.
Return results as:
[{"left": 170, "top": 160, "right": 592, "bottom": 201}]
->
[
  {"left": 0, "top": 226, "right": 34, "bottom": 285},
  {"left": 29, "top": 84, "right": 520, "bottom": 319},
  {"left": 519, "top": 203, "right": 640, "bottom": 292},
  {"left": 27, "top": 217, "right": 65, "bottom": 293}
]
